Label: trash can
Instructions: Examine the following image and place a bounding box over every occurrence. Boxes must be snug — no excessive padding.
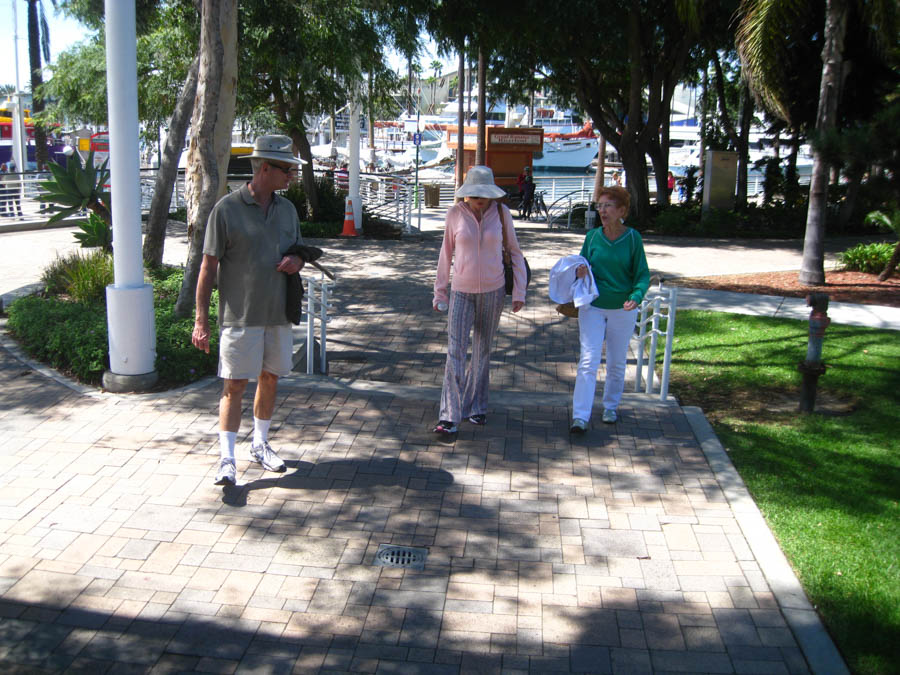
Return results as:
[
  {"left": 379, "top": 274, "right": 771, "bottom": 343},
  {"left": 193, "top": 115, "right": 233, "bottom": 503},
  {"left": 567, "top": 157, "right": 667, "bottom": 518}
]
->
[
  {"left": 584, "top": 205, "right": 597, "bottom": 229},
  {"left": 425, "top": 184, "right": 441, "bottom": 208}
]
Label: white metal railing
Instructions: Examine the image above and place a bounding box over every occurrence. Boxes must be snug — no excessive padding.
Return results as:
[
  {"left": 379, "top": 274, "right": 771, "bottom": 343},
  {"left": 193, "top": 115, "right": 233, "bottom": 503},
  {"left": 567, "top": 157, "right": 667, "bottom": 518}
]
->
[
  {"left": 0, "top": 172, "right": 53, "bottom": 222},
  {"left": 546, "top": 188, "right": 594, "bottom": 229},
  {"left": 634, "top": 282, "right": 677, "bottom": 401},
  {"left": 304, "top": 276, "right": 336, "bottom": 375},
  {"left": 358, "top": 173, "right": 413, "bottom": 230}
]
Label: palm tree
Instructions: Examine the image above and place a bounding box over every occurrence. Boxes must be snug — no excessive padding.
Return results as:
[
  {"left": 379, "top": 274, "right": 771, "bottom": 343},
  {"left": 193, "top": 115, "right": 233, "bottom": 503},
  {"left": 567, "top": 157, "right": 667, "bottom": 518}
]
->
[
  {"left": 429, "top": 59, "right": 442, "bottom": 113},
  {"left": 27, "top": 0, "right": 57, "bottom": 168},
  {"left": 737, "top": 0, "right": 897, "bottom": 285}
]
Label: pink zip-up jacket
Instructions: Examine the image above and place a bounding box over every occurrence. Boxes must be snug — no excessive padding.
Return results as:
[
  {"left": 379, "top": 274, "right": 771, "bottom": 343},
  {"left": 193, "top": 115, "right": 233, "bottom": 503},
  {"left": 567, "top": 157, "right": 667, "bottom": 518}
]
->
[{"left": 434, "top": 201, "right": 527, "bottom": 305}]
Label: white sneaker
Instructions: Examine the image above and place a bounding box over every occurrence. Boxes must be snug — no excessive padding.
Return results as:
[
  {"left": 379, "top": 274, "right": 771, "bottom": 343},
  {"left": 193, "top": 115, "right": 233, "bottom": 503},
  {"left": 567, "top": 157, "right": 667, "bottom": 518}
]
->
[
  {"left": 214, "top": 458, "right": 236, "bottom": 485},
  {"left": 250, "top": 442, "right": 286, "bottom": 472},
  {"left": 602, "top": 409, "right": 617, "bottom": 424}
]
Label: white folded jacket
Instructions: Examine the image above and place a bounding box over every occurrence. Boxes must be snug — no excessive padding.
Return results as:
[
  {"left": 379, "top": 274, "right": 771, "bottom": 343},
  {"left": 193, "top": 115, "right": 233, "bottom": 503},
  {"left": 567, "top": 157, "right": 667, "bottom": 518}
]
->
[{"left": 549, "top": 254, "right": 598, "bottom": 307}]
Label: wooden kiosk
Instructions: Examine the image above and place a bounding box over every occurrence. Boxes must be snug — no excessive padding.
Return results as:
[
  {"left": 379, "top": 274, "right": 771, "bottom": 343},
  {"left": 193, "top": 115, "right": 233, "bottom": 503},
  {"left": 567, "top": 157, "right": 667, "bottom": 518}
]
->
[{"left": 444, "top": 126, "right": 544, "bottom": 192}]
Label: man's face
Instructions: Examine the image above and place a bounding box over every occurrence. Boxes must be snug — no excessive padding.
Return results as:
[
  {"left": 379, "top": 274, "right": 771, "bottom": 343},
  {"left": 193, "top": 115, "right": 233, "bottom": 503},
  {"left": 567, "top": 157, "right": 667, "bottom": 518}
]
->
[{"left": 266, "top": 161, "right": 297, "bottom": 190}]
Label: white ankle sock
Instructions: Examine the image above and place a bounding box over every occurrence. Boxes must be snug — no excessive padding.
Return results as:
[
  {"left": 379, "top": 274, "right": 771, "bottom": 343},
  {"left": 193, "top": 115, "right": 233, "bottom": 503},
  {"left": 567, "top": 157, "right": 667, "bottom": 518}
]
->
[
  {"left": 218, "top": 431, "right": 236, "bottom": 461},
  {"left": 252, "top": 417, "right": 271, "bottom": 447}
]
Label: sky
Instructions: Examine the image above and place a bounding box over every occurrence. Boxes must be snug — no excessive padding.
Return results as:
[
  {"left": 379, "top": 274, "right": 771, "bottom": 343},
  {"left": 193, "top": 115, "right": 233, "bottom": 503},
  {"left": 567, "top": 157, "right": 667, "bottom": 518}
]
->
[{"left": 0, "top": 1, "right": 90, "bottom": 90}]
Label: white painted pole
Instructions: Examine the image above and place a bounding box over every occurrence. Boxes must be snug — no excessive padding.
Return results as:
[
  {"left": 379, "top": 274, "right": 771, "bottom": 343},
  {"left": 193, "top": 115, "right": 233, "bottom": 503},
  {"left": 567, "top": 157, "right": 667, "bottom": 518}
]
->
[
  {"left": 349, "top": 95, "right": 361, "bottom": 232},
  {"left": 102, "top": 0, "right": 157, "bottom": 390},
  {"left": 10, "top": 1, "right": 26, "bottom": 173}
]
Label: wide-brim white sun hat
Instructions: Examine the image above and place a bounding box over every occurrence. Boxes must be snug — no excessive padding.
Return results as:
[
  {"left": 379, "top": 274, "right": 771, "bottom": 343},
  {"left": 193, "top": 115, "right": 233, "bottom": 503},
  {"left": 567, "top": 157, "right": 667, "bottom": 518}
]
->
[
  {"left": 454, "top": 165, "right": 506, "bottom": 199},
  {"left": 248, "top": 134, "right": 307, "bottom": 165}
]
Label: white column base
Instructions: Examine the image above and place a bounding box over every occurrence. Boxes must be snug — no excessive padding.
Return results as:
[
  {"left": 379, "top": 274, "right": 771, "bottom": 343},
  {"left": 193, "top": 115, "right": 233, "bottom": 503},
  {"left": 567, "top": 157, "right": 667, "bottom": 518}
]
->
[{"left": 105, "top": 284, "right": 157, "bottom": 380}]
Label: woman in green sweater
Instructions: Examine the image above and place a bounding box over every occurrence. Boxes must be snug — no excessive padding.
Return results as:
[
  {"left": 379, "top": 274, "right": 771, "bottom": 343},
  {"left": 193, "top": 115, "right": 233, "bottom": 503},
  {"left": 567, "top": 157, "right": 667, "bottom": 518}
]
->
[{"left": 570, "top": 186, "right": 650, "bottom": 432}]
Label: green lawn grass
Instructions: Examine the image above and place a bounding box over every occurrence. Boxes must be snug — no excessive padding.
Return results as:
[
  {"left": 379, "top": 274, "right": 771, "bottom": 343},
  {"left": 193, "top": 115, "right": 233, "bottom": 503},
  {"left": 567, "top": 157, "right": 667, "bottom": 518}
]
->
[{"left": 666, "top": 311, "right": 900, "bottom": 675}]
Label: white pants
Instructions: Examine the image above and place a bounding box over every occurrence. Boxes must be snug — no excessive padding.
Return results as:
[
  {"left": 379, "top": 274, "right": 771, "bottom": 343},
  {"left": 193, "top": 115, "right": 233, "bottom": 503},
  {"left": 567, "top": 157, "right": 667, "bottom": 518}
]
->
[{"left": 572, "top": 304, "right": 637, "bottom": 421}]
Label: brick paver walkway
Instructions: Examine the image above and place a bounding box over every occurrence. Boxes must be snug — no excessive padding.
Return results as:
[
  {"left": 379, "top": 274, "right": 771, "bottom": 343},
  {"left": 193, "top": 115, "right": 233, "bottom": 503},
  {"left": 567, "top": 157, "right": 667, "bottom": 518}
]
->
[{"left": 0, "top": 229, "right": 838, "bottom": 673}]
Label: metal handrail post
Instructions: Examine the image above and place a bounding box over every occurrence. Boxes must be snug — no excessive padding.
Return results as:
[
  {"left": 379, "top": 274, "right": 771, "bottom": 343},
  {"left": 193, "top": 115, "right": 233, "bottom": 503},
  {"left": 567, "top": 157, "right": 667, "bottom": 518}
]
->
[
  {"left": 647, "top": 297, "right": 661, "bottom": 395},
  {"left": 306, "top": 281, "right": 316, "bottom": 375},
  {"left": 659, "top": 287, "right": 677, "bottom": 401},
  {"left": 319, "top": 281, "right": 330, "bottom": 373},
  {"left": 634, "top": 303, "right": 648, "bottom": 391}
]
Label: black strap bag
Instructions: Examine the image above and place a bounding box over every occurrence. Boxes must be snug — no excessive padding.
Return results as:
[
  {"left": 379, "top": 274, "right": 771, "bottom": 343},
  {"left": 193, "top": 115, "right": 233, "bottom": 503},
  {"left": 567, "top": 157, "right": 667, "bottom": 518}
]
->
[{"left": 497, "top": 203, "right": 531, "bottom": 295}]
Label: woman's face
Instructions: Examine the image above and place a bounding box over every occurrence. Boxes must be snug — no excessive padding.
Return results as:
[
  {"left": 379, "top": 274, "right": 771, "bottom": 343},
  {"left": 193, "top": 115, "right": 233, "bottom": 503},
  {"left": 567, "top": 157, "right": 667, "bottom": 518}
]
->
[
  {"left": 466, "top": 196, "right": 492, "bottom": 213},
  {"left": 596, "top": 196, "right": 626, "bottom": 226}
]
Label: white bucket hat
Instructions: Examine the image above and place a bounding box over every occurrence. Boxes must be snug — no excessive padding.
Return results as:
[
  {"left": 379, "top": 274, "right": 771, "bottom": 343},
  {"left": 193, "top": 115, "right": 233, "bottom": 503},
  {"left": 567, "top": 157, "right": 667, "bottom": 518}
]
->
[
  {"left": 454, "top": 165, "right": 506, "bottom": 199},
  {"left": 248, "top": 134, "right": 307, "bottom": 165}
]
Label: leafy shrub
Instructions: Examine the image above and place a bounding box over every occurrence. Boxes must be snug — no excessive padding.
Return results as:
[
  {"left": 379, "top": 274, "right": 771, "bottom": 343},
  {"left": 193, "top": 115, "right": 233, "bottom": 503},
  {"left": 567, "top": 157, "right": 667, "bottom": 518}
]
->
[
  {"left": 169, "top": 206, "right": 187, "bottom": 222},
  {"left": 73, "top": 212, "right": 113, "bottom": 252},
  {"left": 40, "top": 250, "right": 113, "bottom": 303},
  {"left": 10, "top": 265, "right": 220, "bottom": 388},
  {"left": 41, "top": 251, "right": 83, "bottom": 296},
  {"left": 7, "top": 296, "right": 109, "bottom": 382},
  {"left": 361, "top": 211, "right": 403, "bottom": 239},
  {"left": 283, "top": 176, "right": 346, "bottom": 222},
  {"left": 301, "top": 221, "right": 343, "bottom": 238},
  {"left": 150, "top": 266, "right": 220, "bottom": 385},
  {"left": 154, "top": 304, "right": 219, "bottom": 384},
  {"left": 840, "top": 242, "right": 894, "bottom": 274},
  {"left": 66, "top": 250, "right": 114, "bottom": 303},
  {"left": 651, "top": 206, "right": 698, "bottom": 235}
]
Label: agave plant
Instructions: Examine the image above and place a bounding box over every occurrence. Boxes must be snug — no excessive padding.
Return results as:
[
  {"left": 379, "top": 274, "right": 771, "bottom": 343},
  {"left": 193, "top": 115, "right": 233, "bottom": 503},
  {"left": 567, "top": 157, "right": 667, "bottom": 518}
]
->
[
  {"left": 38, "top": 150, "right": 112, "bottom": 224},
  {"left": 864, "top": 207, "right": 900, "bottom": 281}
]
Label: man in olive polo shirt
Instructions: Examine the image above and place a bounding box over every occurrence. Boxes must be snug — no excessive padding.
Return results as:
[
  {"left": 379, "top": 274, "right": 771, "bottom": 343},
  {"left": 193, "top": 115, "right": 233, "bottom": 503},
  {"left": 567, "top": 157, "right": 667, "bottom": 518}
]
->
[{"left": 191, "top": 135, "right": 306, "bottom": 485}]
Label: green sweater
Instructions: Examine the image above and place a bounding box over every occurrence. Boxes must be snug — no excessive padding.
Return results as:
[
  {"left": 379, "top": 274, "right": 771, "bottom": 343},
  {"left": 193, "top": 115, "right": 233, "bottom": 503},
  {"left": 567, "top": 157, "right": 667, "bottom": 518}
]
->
[{"left": 579, "top": 227, "right": 650, "bottom": 309}]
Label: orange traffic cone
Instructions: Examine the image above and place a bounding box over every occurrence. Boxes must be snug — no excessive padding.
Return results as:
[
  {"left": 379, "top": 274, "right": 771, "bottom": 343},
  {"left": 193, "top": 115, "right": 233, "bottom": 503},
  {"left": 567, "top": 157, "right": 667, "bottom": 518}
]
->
[{"left": 340, "top": 197, "right": 357, "bottom": 237}]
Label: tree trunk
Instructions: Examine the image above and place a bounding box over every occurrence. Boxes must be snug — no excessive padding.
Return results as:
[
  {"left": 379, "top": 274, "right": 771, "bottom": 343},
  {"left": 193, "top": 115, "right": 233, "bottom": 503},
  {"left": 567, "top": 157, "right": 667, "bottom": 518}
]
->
[
  {"left": 174, "top": 0, "right": 238, "bottom": 318},
  {"left": 367, "top": 68, "right": 375, "bottom": 168},
  {"left": 143, "top": 55, "right": 199, "bottom": 267},
  {"left": 784, "top": 129, "right": 801, "bottom": 205},
  {"left": 878, "top": 241, "right": 900, "bottom": 281},
  {"left": 622, "top": 5, "right": 650, "bottom": 220},
  {"left": 735, "top": 82, "right": 753, "bottom": 210},
  {"left": 800, "top": 0, "right": 848, "bottom": 286},
  {"left": 27, "top": 0, "right": 48, "bottom": 168},
  {"left": 456, "top": 45, "right": 465, "bottom": 193},
  {"left": 292, "top": 127, "right": 319, "bottom": 219},
  {"left": 619, "top": 141, "right": 650, "bottom": 221},
  {"left": 475, "top": 47, "right": 486, "bottom": 165},
  {"left": 592, "top": 135, "right": 606, "bottom": 202},
  {"left": 407, "top": 56, "right": 413, "bottom": 116},
  {"left": 698, "top": 66, "right": 710, "bottom": 188}
]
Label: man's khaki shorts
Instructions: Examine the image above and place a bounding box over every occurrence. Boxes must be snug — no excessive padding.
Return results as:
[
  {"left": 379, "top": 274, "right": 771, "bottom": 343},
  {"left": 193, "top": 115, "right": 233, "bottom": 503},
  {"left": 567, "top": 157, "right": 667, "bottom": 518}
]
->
[{"left": 218, "top": 324, "right": 293, "bottom": 380}]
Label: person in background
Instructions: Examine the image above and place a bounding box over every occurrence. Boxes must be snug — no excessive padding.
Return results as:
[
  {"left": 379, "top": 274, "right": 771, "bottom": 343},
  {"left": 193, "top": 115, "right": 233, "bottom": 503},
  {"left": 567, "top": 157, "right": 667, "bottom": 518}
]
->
[
  {"left": 667, "top": 170, "right": 675, "bottom": 199},
  {"left": 432, "top": 166, "right": 527, "bottom": 435},
  {"left": 520, "top": 169, "right": 536, "bottom": 220},
  {"left": 1, "top": 162, "right": 23, "bottom": 218},
  {"left": 570, "top": 185, "right": 649, "bottom": 432},
  {"left": 192, "top": 135, "right": 306, "bottom": 486}
]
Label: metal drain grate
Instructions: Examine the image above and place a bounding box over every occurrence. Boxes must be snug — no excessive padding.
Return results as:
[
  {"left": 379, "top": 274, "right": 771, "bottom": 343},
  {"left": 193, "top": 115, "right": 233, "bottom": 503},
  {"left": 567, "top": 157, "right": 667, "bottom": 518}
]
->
[{"left": 373, "top": 544, "right": 428, "bottom": 570}]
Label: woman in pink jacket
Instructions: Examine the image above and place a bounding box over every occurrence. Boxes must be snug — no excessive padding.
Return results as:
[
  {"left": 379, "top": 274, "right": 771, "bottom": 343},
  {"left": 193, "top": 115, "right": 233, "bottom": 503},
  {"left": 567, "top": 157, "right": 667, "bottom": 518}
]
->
[{"left": 432, "top": 166, "right": 527, "bottom": 435}]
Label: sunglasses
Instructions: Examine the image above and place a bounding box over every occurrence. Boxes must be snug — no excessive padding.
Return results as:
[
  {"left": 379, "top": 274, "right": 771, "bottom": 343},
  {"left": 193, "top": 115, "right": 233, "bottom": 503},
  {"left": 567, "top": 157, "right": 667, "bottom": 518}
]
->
[{"left": 269, "top": 162, "right": 297, "bottom": 175}]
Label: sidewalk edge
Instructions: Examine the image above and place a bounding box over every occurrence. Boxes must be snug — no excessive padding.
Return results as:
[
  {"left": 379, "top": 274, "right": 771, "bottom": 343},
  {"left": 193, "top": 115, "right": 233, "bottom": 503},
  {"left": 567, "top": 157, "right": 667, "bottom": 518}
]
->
[{"left": 681, "top": 405, "right": 850, "bottom": 675}]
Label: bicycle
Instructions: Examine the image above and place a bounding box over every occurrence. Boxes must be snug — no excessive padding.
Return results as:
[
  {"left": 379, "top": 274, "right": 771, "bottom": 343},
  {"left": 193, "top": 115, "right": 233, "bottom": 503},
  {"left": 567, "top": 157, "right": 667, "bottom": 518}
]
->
[{"left": 530, "top": 190, "right": 548, "bottom": 222}]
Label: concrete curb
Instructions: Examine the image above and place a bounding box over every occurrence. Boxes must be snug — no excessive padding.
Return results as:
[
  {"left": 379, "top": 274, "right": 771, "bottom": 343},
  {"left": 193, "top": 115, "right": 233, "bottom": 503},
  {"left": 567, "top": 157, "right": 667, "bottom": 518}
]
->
[{"left": 681, "top": 405, "right": 850, "bottom": 675}]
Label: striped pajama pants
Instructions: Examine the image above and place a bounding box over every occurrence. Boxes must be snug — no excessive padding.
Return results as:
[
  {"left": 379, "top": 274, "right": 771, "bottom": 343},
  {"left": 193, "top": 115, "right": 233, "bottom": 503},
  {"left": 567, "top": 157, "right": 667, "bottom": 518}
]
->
[{"left": 439, "top": 286, "right": 506, "bottom": 423}]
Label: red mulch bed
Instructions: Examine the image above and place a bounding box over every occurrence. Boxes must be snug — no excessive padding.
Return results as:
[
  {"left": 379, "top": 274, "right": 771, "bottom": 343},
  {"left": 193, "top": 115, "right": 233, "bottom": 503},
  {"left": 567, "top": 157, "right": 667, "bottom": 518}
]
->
[{"left": 666, "top": 269, "right": 900, "bottom": 308}]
